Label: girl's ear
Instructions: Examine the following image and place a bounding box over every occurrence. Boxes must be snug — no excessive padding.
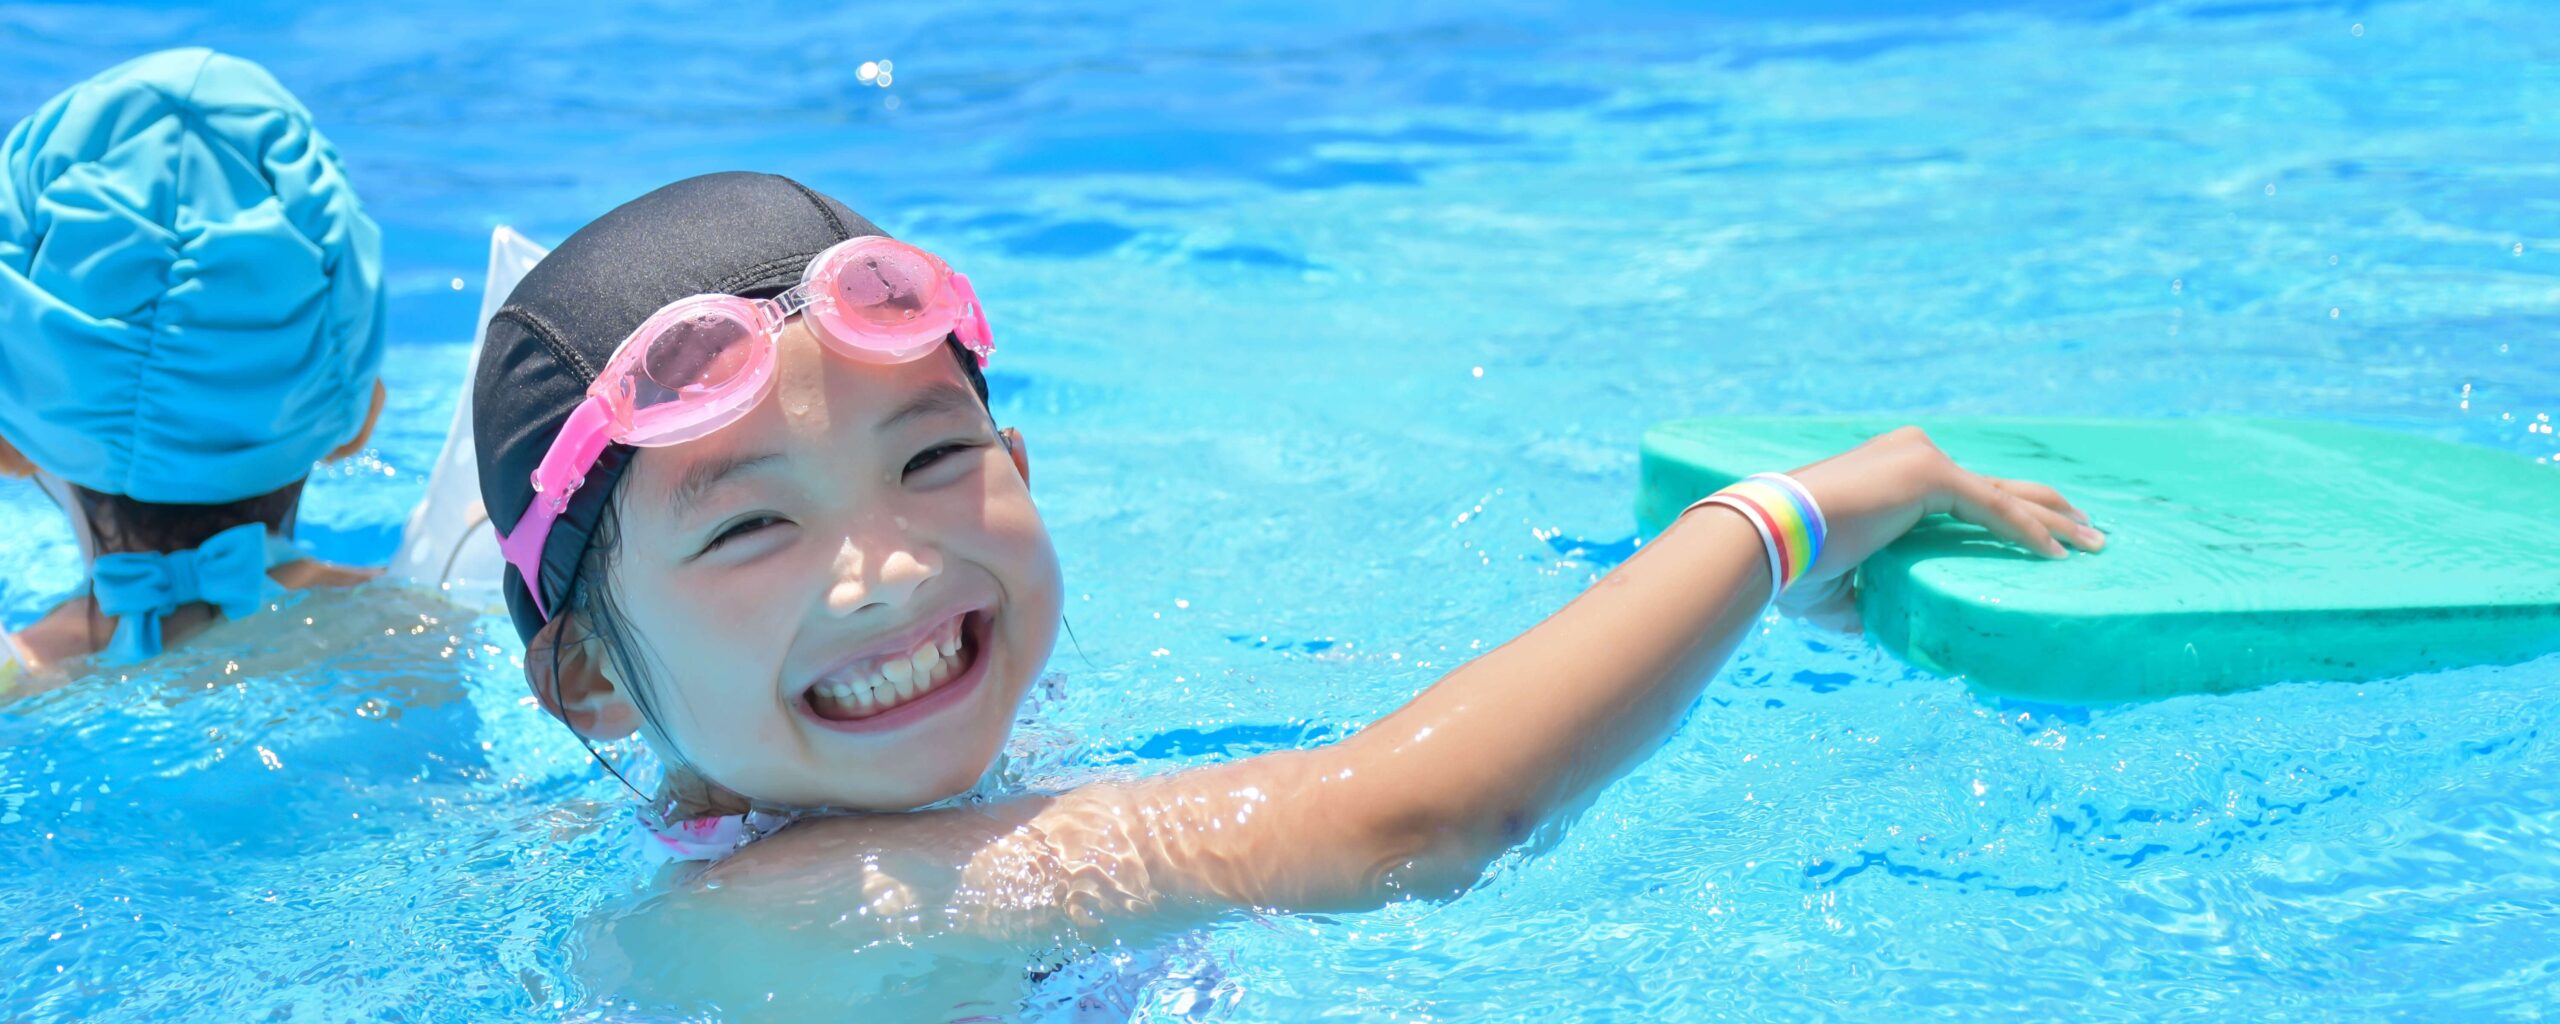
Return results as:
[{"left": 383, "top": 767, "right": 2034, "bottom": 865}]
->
[
  {"left": 524, "top": 610, "right": 641, "bottom": 740},
  {"left": 325, "top": 380, "right": 388, "bottom": 463},
  {"left": 1001, "top": 427, "right": 1029, "bottom": 485}
]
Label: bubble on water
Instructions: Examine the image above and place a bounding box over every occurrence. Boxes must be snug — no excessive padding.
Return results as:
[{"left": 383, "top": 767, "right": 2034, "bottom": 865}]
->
[
  {"left": 2516, "top": 242, "right": 2527, "bottom": 256},
  {"left": 2170, "top": 278, "right": 2182, "bottom": 294},
  {"left": 449, "top": 277, "right": 465, "bottom": 291},
  {"left": 877, "top": 72, "right": 893, "bottom": 87},
  {"left": 2328, "top": 254, "right": 2339, "bottom": 265},
  {"left": 2351, "top": 22, "right": 2364, "bottom": 36},
  {"left": 858, "top": 61, "right": 879, "bottom": 83},
  {"left": 2329, "top": 307, "right": 2341, "bottom": 319},
  {"left": 885, "top": 95, "right": 901, "bottom": 111},
  {"left": 2264, "top": 182, "right": 2277, "bottom": 196}
]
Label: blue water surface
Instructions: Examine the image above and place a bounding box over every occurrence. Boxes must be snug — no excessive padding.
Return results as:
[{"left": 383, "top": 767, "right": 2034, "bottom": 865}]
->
[{"left": 3, "top": 0, "right": 2556, "bottom": 1019}]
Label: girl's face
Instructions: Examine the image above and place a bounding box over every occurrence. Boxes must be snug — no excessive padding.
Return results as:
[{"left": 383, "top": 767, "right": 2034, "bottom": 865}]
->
[{"left": 598, "top": 319, "right": 1061, "bottom": 811}]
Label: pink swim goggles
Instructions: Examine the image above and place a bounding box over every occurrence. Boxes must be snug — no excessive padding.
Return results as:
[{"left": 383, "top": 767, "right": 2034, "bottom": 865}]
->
[{"left": 498, "top": 235, "right": 993, "bottom": 619}]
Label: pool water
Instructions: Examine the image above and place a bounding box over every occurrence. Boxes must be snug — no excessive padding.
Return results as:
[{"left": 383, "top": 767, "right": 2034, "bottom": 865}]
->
[{"left": 4, "top": 0, "right": 2557, "bottom": 1019}]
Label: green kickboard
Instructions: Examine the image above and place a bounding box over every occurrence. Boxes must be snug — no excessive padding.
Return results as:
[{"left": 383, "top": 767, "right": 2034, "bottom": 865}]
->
[{"left": 1637, "top": 418, "right": 2560, "bottom": 702}]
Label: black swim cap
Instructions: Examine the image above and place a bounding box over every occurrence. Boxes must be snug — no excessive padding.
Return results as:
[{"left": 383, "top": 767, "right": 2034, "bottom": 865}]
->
[{"left": 474, "top": 172, "right": 885, "bottom": 643}]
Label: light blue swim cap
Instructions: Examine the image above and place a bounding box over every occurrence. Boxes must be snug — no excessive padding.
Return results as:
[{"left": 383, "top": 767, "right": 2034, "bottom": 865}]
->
[{"left": 0, "top": 48, "right": 384, "bottom": 504}]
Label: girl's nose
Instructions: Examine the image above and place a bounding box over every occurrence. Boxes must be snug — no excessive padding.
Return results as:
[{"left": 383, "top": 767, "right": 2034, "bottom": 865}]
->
[{"left": 824, "top": 533, "right": 940, "bottom": 617}]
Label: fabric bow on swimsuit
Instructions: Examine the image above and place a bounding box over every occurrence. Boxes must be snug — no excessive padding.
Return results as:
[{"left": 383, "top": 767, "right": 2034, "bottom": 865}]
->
[{"left": 90, "top": 522, "right": 282, "bottom": 662}]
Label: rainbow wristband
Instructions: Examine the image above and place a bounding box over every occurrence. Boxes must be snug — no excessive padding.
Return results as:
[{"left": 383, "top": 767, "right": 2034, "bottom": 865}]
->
[{"left": 1682, "top": 473, "right": 1828, "bottom": 594}]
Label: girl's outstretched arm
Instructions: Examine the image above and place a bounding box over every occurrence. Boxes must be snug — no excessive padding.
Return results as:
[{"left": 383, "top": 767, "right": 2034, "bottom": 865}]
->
[
  {"left": 1096, "top": 425, "right": 2103, "bottom": 910},
  {"left": 596, "top": 427, "right": 2102, "bottom": 1013}
]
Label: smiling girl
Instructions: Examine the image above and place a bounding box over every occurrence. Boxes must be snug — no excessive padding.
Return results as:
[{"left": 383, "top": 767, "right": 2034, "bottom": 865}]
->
[{"left": 476, "top": 172, "right": 2102, "bottom": 1012}]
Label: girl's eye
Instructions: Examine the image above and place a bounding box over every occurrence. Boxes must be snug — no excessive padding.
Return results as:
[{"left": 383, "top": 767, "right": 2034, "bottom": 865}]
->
[
  {"left": 701, "top": 514, "right": 786, "bottom": 555},
  {"left": 903, "top": 441, "right": 983, "bottom": 480}
]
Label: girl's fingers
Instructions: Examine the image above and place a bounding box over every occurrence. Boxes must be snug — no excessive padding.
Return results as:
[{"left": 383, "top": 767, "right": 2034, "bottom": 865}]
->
[
  {"left": 2027, "top": 499, "right": 2106, "bottom": 552},
  {"left": 1989, "top": 477, "right": 2090, "bottom": 525},
  {"left": 1990, "top": 477, "right": 2104, "bottom": 548},
  {"left": 1950, "top": 475, "right": 2070, "bottom": 558}
]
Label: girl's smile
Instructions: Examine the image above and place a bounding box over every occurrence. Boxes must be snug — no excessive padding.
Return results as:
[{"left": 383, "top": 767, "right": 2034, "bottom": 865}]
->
[{"left": 796, "top": 606, "right": 992, "bottom": 733}]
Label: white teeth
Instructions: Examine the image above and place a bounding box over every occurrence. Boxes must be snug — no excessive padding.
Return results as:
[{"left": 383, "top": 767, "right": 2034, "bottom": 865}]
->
[{"left": 812, "top": 617, "right": 975, "bottom": 717}]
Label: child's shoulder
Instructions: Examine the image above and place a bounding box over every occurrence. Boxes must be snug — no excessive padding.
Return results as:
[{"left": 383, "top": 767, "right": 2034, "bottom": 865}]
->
[
  {"left": 6, "top": 600, "right": 94, "bottom": 675},
  {"left": 271, "top": 559, "right": 381, "bottom": 590}
]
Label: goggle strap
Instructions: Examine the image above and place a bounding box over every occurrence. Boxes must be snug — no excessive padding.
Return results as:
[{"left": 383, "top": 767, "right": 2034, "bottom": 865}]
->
[
  {"left": 497, "top": 395, "right": 619, "bottom": 621},
  {"left": 949, "top": 272, "right": 994, "bottom": 365}
]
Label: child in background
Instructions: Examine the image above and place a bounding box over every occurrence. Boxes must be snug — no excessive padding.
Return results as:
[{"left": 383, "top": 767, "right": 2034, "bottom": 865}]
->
[
  {"left": 474, "top": 173, "right": 2107, "bottom": 1010},
  {"left": 0, "top": 49, "right": 386, "bottom": 689}
]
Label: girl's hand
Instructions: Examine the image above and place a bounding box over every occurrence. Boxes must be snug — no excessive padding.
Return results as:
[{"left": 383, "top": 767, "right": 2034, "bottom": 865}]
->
[{"left": 1761, "top": 426, "right": 2106, "bottom": 632}]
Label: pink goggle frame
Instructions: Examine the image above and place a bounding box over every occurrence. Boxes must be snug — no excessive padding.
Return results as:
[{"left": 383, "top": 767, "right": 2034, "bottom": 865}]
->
[{"left": 498, "top": 235, "right": 994, "bottom": 619}]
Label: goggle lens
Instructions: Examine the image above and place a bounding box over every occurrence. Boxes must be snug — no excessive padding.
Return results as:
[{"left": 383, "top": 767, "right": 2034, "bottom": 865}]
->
[
  {"left": 641, "top": 311, "right": 760, "bottom": 400},
  {"left": 602, "top": 299, "right": 780, "bottom": 447},
  {"left": 828, "top": 247, "right": 946, "bottom": 329}
]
